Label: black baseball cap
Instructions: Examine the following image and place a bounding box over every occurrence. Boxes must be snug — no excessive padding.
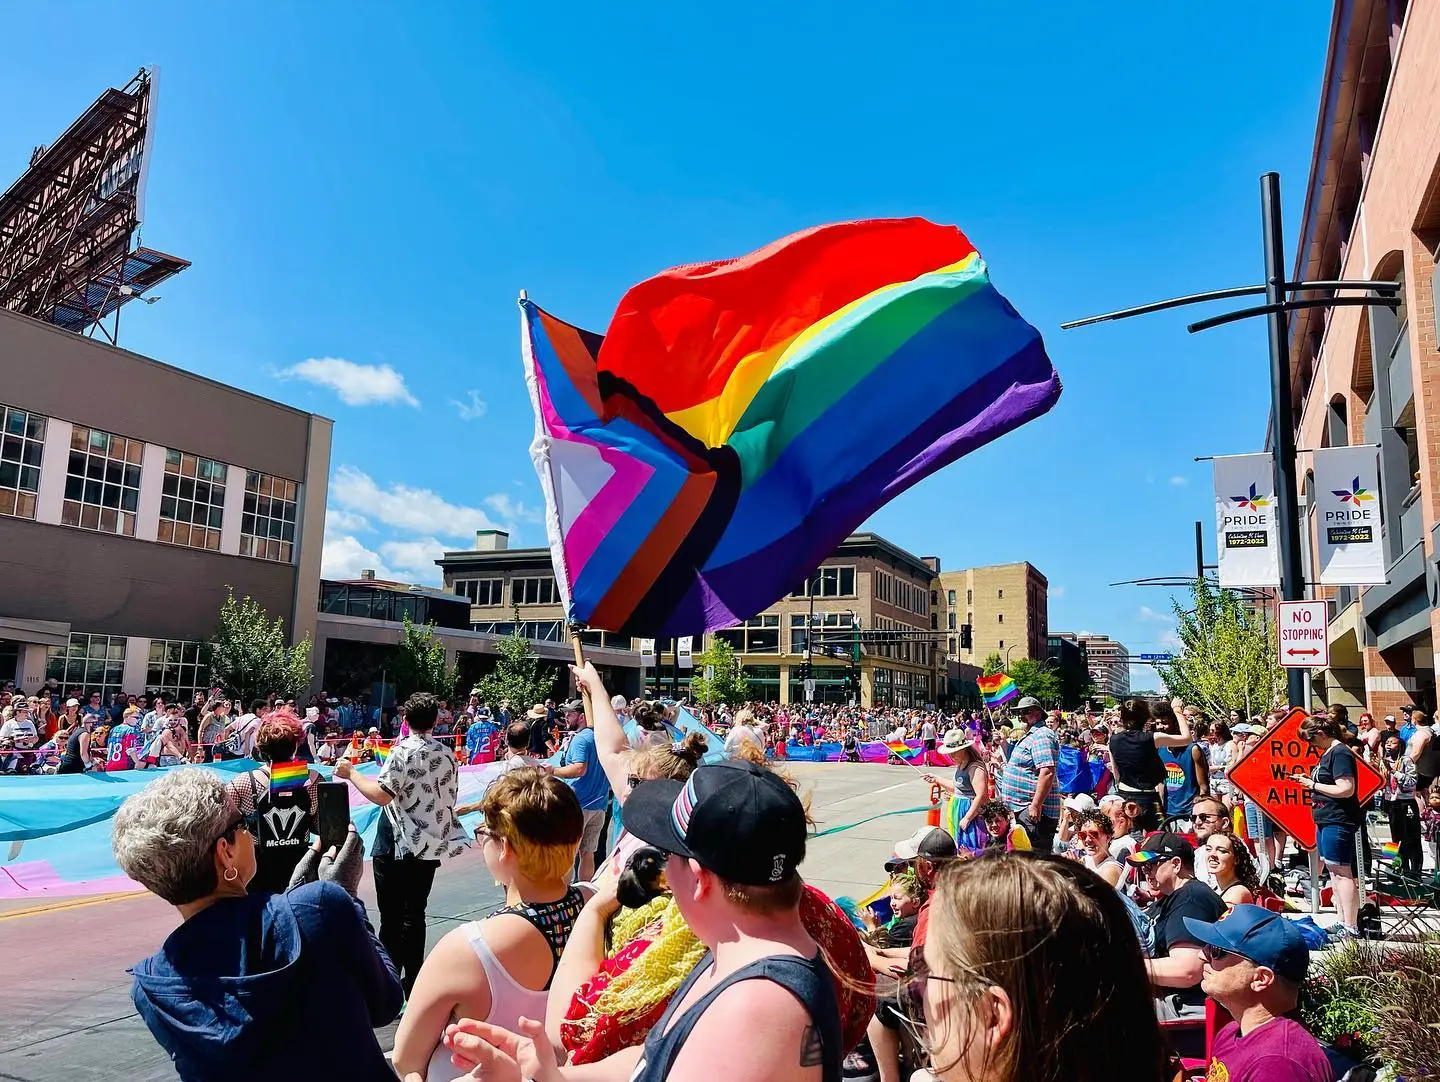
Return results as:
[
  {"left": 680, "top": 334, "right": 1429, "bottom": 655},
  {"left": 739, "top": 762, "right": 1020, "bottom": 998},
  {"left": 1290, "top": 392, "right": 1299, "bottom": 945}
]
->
[
  {"left": 621, "top": 761, "right": 807, "bottom": 886},
  {"left": 1126, "top": 831, "right": 1194, "bottom": 867}
]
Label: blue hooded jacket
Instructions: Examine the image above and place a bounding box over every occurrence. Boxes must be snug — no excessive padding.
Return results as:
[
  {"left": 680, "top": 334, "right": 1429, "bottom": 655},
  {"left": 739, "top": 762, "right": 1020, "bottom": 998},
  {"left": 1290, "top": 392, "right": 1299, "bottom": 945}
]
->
[{"left": 130, "top": 881, "right": 403, "bottom": 1082}]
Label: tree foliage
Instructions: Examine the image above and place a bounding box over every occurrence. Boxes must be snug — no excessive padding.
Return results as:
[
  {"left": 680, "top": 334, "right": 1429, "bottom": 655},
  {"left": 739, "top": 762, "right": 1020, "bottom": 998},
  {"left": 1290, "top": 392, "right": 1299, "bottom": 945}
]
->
[
  {"left": 1008, "top": 657, "right": 1061, "bottom": 705},
  {"left": 1157, "top": 579, "right": 1283, "bottom": 719},
  {"left": 472, "top": 616, "right": 558, "bottom": 711},
  {"left": 981, "top": 652, "right": 1004, "bottom": 677},
  {"left": 392, "top": 614, "right": 459, "bottom": 701},
  {"left": 688, "top": 639, "right": 749, "bottom": 706},
  {"left": 205, "top": 588, "right": 313, "bottom": 705}
]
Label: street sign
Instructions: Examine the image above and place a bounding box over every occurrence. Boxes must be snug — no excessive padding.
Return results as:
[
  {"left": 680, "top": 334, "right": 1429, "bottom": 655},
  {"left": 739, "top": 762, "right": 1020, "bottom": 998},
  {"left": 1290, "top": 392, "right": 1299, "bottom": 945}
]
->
[
  {"left": 804, "top": 678, "right": 816, "bottom": 702},
  {"left": 1277, "top": 600, "right": 1329, "bottom": 668},
  {"left": 1227, "top": 707, "right": 1381, "bottom": 849},
  {"left": 1139, "top": 653, "right": 1174, "bottom": 662}
]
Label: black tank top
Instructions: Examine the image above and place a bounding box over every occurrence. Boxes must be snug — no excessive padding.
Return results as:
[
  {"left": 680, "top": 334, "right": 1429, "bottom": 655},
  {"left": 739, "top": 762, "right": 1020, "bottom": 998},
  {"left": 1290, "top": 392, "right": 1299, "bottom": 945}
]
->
[
  {"left": 1417, "top": 726, "right": 1440, "bottom": 775},
  {"left": 630, "top": 950, "right": 841, "bottom": 1082},
  {"left": 492, "top": 886, "right": 586, "bottom": 986},
  {"left": 56, "top": 727, "right": 86, "bottom": 774},
  {"left": 1108, "top": 730, "right": 1166, "bottom": 790}
]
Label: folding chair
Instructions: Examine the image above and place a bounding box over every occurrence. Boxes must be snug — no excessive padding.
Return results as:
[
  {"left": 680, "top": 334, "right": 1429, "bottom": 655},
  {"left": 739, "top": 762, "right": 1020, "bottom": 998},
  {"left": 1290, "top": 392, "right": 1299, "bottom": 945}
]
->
[{"left": 1368, "top": 860, "right": 1440, "bottom": 940}]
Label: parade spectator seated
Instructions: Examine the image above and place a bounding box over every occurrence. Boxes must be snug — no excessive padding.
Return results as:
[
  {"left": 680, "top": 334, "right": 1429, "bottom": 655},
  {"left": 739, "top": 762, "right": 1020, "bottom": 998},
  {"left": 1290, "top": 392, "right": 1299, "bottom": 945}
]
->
[
  {"left": 916, "top": 853, "right": 1169, "bottom": 1082},
  {"left": 1204, "top": 832, "right": 1261, "bottom": 907},
  {"left": 1183, "top": 905, "right": 1333, "bottom": 1082},
  {"left": 392, "top": 769, "right": 585, "bottom": 1082},
  {"left": 113, "top": 769, "right": 403, "bottom": 1082},
  {"left": 978, "top": 799, "right": 1031, "bottom": 852},
  {"left": 1072, "top": 807, "right": 1124, "bottom": 886},
  {"left": 1128, "top": 833, "right": 1224, "bottom": 1020},
  {"left": 1099, "top": 793, "right": 1144, "bottom": 862},
  {"left": 875, "top": 872, "right": 924, "bottom": 948},
  {"left": 0, "top": 699, "right": 39, "bottom": 773}
]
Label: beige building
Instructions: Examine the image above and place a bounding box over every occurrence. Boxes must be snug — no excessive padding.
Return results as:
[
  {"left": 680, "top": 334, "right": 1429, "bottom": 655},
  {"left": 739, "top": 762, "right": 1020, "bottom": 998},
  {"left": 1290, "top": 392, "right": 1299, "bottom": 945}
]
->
[
  {"left": 1073, "top": 634, "right": 1131, "bottom": 701},
  {"left": 1283, "top": 0, "right": 1440, "bottom": 716},
  {"left": 934, "top": 562, "right": 1049, "bottom": 668},
  {"left": 436, "top": 530, "right": 942, "bottom": 708}
]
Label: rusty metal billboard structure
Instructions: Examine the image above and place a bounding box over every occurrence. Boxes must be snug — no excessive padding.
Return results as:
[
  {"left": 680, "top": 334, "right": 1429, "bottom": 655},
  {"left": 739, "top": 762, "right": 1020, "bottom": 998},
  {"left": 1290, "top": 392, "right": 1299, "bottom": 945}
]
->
[{"left": 0, "top": 68, "right": 188, "bottom": 343}]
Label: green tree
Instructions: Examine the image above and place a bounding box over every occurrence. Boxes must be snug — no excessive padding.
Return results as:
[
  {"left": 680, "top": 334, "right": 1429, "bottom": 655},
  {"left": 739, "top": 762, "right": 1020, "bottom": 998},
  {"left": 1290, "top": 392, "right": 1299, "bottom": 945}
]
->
[
  {"left": 1157, "top": 579, "right": 1283, "bottom": 719},
  {"left": 688, "top": 639, "right": 749, "bottom": 706},
  {"left": 204, "top": 588, "right": 313, "bottom": 705},
  {"left": 1008, "top": 657, "right": 1061, "bottom": 705},
  {"left": 981, "top": 651, "right": 1004, "bottom": 677},
  {"left": 473, "top": 618, "right": 558, "bottom": 711},
  {"left": 391, "top": 614, "right": 459, "bottom": 701}
]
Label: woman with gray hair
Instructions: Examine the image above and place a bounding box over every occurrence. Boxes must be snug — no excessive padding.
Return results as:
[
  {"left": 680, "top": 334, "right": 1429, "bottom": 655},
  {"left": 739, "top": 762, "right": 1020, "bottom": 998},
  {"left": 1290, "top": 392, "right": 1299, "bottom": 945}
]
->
[{"left": 113, "top": 768, "right": 404, "bottom": 1082}]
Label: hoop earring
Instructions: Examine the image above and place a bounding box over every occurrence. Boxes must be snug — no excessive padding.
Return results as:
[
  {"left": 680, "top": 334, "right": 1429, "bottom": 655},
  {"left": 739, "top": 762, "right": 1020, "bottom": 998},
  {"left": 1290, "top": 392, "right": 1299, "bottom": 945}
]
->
[{"left": 223, "top": 866, "right": 238, "bottom": 883}]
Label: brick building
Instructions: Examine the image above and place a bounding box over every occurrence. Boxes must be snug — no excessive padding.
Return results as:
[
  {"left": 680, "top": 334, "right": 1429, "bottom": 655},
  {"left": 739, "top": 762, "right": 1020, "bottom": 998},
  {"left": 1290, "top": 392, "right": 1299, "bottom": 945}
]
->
[
  {"left": 437, "top": 530, "right": 941, "bottom": 708},
  {"left": 934, "top": 562, "right": 1049, "bottom": 668},
  {"left": 1286, "top": 0, "right": 1439, "bottom": 716}
]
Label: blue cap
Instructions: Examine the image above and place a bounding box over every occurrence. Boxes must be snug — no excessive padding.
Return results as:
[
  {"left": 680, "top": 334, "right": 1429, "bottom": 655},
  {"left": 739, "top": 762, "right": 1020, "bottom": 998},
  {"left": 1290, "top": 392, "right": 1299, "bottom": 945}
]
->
[{"left": 1182, "top": 904, "right": 1310, "bottom": 982}]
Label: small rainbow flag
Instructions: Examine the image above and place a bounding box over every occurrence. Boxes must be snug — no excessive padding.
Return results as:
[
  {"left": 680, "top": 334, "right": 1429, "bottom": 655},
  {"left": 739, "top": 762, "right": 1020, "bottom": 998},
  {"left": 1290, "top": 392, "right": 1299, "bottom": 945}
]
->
[
  {"left": 977, "top": 673, "right": 1019, "bottom": 707},
  {"left": 373, "top": 741, "right": 393, "bottom": 764},
  {"left": 269, "top": 760, "right": 309, "bottom": 792},
  {"left": 1379, "top": 841, "right": 1400, "bottom": 862},
  {"left": 885, "top": 740, "right": 923, "bottom": 762}
]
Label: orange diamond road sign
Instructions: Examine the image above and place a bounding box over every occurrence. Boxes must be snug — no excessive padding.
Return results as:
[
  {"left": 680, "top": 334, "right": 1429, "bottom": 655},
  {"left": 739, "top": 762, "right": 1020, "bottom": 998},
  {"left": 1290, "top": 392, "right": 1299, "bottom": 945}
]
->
[{"left": 1227, "top": 707, "right": 1382, "bottom": 850}]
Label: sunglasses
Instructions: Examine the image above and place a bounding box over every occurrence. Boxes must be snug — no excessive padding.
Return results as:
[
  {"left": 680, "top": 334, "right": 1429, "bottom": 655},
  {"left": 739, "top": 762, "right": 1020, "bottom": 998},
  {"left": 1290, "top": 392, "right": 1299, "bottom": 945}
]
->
[
  {"left": 897, "top": 952, "right": 962, "bottom": 1040},
  {"left": 1077, "top": 829, "right": 1105, "bottom": 840},
  {"left": 626, "top": 774, "right": 646, "bottom": 790},
  {"left": 1201, "top": 944, "right": 1235, "bottom": 963},
  {"left": 1194, "top": 813, "right": 1226, "bottom": 822},
  {"left": 221, "top": 811, "right": 258, "bottom": 842}
]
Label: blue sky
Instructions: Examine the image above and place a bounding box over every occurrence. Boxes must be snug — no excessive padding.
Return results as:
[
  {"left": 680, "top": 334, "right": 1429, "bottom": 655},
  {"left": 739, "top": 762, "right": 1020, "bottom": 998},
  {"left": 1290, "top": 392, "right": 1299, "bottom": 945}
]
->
[{"left": 2, "top": 3, "right": 1332, "bottom": 686}]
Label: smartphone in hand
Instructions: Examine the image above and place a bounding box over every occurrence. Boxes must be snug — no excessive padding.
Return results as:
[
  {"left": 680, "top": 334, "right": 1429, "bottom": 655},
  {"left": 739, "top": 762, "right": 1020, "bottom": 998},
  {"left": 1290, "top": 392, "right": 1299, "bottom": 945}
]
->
[{"left": 317, "top": 781, "right": 351, "bottom": 850}]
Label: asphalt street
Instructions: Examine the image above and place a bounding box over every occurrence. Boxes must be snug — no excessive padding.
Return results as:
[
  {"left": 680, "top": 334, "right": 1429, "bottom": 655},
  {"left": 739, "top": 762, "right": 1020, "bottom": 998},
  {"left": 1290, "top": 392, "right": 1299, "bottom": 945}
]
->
[{"left": 0, "top": 762, "right": 934, "bottom": 1082}]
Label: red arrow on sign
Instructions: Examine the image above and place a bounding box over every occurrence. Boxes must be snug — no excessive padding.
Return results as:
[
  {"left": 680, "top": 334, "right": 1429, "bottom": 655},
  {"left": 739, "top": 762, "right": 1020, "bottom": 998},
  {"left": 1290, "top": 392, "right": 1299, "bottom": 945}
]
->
[{"left": 1286, "top": 648, "right": 1321, "bottom": 657}]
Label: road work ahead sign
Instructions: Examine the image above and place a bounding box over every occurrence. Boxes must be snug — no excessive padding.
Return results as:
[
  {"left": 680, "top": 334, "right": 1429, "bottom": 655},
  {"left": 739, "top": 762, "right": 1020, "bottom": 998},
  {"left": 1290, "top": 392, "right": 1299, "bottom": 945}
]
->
[
  {"left": 1277, "top": 600, "right": 1329, "bottom": 669},
  {"left": 1227, "top": 707, "right": 1381, "bottom": 849}
]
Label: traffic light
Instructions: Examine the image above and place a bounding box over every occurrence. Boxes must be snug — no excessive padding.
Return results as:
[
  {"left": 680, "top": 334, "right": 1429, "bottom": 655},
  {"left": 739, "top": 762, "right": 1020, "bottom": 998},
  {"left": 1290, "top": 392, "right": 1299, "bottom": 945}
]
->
[{"left": 960, "top": 623, "right": 973, "bottom": 650}]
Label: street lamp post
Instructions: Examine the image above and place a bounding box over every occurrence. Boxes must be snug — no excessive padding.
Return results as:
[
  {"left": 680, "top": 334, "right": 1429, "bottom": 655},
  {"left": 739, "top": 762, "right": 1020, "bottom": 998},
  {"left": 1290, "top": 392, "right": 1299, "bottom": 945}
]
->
[{"left": 1063, "top": 172, "right": 1400, "bottom": 710}]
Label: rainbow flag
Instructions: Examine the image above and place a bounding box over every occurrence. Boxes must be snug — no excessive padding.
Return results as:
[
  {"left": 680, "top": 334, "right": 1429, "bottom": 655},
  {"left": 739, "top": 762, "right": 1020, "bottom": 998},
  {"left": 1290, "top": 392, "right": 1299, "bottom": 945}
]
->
[
  {"left": 1379, "top": 841, "right": 1400, "bottom": 862},
  {"left": 885, "top": 740, "right": 923, "bottom": 762},
  {"left": 977, "top": 673, "right": 1019, "bottom": 707},
  {"left": 373, "top": 742, "right": 392, "bottom": 764},
  {"left": 269, "top": 760, "right": 309, "bottom": 793},
  {"left": 522, "top": 218, "right": 1060, "bottom": 634}
]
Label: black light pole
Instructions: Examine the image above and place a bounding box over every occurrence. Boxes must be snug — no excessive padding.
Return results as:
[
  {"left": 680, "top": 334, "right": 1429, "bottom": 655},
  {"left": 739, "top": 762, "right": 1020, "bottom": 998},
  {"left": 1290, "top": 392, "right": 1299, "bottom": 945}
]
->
[{"left": 1063, "top": 171, "right": 1400, "bottom": 710}]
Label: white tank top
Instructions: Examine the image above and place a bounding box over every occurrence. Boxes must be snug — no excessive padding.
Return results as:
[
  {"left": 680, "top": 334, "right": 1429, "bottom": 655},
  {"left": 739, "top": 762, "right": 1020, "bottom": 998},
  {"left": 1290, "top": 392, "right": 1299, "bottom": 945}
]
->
[{"left": 425, "top": 920, "right": 550, "bottom": 1082}]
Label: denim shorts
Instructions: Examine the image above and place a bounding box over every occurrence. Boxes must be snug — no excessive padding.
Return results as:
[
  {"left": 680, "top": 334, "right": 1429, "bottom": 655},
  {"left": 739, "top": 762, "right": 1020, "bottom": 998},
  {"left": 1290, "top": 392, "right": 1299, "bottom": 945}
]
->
[{"left": 1317, "top": 824, "right": 1358, "bottom": 867}]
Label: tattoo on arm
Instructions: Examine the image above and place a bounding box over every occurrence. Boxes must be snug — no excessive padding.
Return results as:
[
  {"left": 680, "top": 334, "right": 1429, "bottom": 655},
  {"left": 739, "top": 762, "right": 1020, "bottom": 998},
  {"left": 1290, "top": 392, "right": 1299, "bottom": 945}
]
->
[{"left": 799, "top": 1024, "right": 823, "bottom": 1068}]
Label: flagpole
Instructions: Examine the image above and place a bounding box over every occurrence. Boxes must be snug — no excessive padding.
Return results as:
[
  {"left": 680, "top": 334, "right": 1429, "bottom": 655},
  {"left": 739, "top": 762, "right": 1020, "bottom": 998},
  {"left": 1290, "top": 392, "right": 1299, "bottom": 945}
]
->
[{"left": 569, "top": 622, "right": 595, "bottom": 730}]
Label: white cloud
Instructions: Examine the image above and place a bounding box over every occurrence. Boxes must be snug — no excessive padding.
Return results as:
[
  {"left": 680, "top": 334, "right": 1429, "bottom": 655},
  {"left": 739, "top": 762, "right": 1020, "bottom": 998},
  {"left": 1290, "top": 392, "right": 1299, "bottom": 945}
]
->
[
  {"left": 330, "top": 465, "right": 505, "bottom": 539},
  {"left": 484, "top": 493, "right": 544, "bottom": 524},
  {"left": 1169, "top": 475, "right": 1188, "bottom": 486},
  {"left": 1138, "top": 605, "right": 1171, "bottom": 623},
  {"left": 1160, "top": 628, "right": 1183, "bottom": 648},
  {"left": 324, "top": 508, "right": 373, "bottom": 536},
  {"left": 1050, "top": 586, "right": 1066, "bottom": 599},
  {"left": 379, "top": 537, "right": 447, "bottom": 583},
  {"left": 450, "top": 390, "right": 487, "bottom": 422},
  {"left": 321, "top": 534, "right": 392, "bottom": 580},
  {"left": 277, "top": 357, "right": 419, "bottom": 407}
]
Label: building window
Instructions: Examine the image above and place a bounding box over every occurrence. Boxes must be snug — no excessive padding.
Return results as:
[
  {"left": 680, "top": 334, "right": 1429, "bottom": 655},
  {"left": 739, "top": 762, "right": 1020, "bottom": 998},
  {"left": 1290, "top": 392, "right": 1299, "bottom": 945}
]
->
[
  {"left": 998, "top": 639, "right": 1004, "bottom": 650},
  {"left": 948, "top": 612, "right": 956, "bottom": 630},
  {"left": 791, "top": 566, "right": 856, "bottom": 598},
  {"left": 997, "top": 613, "right": 1004, "bottom": 624},
  {"left": 512, "top": 576, "right": 558, "bottom": 605},
  {"left": 947, "top": 590, "right": 956, "bottom": 606},
  {"left": 949, "top": 636, "right": 956, "bottom": 654},
  {"left": 0, "top": 403, "right": 45, "bottom": 520},
  {"left": 517, "top": 620, "right": 564, "bottom": 642},
  {"left": 455, "top": 578, "right": 503, "bottom": 606},
  {"left": 966, "top": 589, "right": 972, "bottom": 604},
  {"left": 63, "top": 426, "right": 142, "bottom": 535},
  {"left": 46, "top": 633, "right": 127, "bottom": 699},
  {"left": 241, "top": 471, "right": 298, "bottom": 562},
  {"left": 159, "top": 451, "right": 227, "bottom": 550},
  {"left": 998, "top": 589, "right": 1003, "bottom": 599},
  {"left": 146, "top": 639, "right": 210, "bottom": 699}
]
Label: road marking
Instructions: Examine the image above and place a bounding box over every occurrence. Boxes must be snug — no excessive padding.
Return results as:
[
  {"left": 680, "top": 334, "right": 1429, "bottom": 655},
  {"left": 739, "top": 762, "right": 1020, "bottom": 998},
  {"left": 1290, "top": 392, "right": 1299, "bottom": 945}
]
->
[
  {"left": 815, "top": 781, "right": 910, "bottom": 809},
  {"left": 0, "top": 890, "right": 146, "bottom": 922}
]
